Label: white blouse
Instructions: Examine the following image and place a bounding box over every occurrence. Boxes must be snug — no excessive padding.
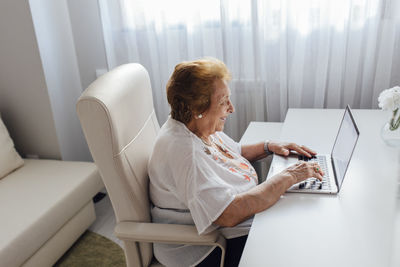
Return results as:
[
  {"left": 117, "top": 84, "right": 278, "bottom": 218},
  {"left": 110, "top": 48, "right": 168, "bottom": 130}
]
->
[{"left": 148, "top": 117, "right": 257, "bottom": 266}]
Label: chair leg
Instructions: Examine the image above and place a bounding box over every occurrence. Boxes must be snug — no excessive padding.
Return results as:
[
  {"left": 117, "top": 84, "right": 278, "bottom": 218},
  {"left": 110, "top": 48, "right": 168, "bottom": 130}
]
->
[
  {"left": 123, "top": 241, "right": 143, "bottom": 267},
  {"left": 214, "top": 235, "right": 226, "bottom": 267}
]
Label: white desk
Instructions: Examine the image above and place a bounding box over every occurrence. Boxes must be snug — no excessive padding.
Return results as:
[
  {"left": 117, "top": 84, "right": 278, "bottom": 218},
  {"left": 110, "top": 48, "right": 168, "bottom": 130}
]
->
[{"left": 239, "top": 109, "right": 400, "bottom": 267}]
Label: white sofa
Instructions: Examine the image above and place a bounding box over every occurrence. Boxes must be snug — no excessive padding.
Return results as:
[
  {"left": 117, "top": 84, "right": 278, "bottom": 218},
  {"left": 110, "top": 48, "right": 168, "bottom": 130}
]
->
[{"left": 0, "top": 159, "right": 104, "bottom": 267}]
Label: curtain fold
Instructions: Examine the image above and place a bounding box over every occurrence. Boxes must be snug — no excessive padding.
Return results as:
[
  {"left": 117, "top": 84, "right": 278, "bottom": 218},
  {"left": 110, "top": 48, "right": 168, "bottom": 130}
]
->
[{"left": 99, "top": 0, "right": 400, "bottom": 140}]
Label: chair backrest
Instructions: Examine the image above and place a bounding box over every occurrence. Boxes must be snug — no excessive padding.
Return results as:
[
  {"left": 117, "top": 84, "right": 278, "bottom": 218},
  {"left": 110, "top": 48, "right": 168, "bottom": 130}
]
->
[{"left": 77, "top": 64, "right": 160, "bottom": 266}]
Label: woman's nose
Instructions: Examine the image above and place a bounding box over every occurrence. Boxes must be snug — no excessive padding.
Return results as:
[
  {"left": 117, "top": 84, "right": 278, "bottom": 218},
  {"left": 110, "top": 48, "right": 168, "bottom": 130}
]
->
[{"left": 228, "top": 100, "right": 235, "bottom": 113}]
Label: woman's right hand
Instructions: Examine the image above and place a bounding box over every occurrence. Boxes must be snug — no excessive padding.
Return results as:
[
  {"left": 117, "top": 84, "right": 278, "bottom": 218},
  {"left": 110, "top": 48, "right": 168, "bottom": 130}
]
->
[
  {"left": 214, "top": 161, "right": 324, "bottom": 228},
  {"left": 283, "top": 160, "right": 324, "bottom": 184}
]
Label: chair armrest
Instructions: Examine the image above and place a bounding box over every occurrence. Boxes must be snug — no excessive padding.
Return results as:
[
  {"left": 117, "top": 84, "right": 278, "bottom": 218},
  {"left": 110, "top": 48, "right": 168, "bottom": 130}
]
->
[
  {"left": 114, "top": 221, "right": 221, "bottom": 245},
  {"left": 115, "top": 221, "right": 227, "bottom": 267}
]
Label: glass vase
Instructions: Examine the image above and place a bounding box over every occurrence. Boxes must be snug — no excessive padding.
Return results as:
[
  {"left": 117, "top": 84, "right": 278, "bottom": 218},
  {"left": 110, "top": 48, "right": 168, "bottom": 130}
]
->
[{"left": 381, "top": 122, "right": 400, "bottom": 147}]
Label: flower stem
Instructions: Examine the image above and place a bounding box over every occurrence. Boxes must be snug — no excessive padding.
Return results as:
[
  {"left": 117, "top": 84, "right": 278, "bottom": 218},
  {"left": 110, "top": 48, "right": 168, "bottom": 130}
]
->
[{"left": 390, "top": 108, "right": 400, "bottom": 130}]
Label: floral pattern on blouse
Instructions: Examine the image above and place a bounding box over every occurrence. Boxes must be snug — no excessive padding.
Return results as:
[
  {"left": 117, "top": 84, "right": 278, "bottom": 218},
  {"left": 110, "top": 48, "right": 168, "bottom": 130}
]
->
[{"left": 202, "top": 135, "right": 258, "bottom": 183}]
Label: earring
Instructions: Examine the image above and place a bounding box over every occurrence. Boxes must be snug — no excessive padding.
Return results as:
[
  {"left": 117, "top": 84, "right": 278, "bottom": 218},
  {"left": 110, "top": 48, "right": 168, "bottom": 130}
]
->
[{"left": 197, "top": 114, "right": 203, "bottom": 119}]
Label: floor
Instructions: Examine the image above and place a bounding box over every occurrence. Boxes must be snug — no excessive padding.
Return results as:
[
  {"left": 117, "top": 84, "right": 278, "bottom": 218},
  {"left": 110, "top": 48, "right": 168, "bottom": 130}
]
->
[{"left": 89, "top": 190, "right": 123, "bottom": 247}]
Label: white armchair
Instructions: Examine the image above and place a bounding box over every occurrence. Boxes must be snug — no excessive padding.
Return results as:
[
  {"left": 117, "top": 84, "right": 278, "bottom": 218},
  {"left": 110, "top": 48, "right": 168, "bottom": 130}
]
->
[{"left": 76, "top": 63, "right": 226, "bottom": 267}]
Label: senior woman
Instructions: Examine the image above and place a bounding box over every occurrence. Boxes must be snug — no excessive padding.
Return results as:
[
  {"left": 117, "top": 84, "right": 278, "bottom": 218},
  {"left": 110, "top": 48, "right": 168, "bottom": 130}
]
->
[{"left": 148, "top": 58, "right": 324, "bottom": 267}]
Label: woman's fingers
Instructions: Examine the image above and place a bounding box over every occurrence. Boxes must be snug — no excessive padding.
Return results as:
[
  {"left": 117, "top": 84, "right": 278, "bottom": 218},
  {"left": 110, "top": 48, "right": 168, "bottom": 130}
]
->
[
  {"left": 313, "top": 172, "right": 324, "bottom": 181},
  {"left": 300, "top": 145, "right": 317, "bottom": 156},
  {"left": 311, "top": 161, "right": 323, "bottom": 172},
  {"left": 312, "top": 166, "right": 324, "bottom": 181},
  {"left": 270, "top": 142, "right": 317, "bottom": 158},
  {"left": 285, "top": 143, "right": 316, "bottom": 158},
  {"left": 309, "top": 162, "right": 324, "bottom": 181},
  {"left": 271, "top": 141, "right": 318, "bottom": 158},
  {"left": 286, "top": 161, "right": 323, "bottom": 183}
]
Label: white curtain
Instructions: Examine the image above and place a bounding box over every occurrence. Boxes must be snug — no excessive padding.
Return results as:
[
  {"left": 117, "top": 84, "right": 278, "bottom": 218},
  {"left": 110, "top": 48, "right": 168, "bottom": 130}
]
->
[{"left": 98, "top": 0, "right": 400, "bottom": 141}]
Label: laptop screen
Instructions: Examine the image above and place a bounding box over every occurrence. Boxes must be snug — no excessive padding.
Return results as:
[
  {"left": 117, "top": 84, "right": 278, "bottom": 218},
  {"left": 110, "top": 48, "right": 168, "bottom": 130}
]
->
[{"left": 331, "top": 106, "right": 360, "bottom": 190}]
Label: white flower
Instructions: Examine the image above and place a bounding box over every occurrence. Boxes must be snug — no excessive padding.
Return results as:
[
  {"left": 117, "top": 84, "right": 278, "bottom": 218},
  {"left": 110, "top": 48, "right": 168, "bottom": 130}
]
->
[{"left": 378, "top": 86, "right": 400, "bottom": 111}]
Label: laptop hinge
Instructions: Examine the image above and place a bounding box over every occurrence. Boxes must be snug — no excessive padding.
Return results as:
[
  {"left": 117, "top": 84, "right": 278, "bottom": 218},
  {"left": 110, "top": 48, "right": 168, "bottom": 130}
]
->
[{"left": 331, "top": 157, "right": 339, "bottom": 191}]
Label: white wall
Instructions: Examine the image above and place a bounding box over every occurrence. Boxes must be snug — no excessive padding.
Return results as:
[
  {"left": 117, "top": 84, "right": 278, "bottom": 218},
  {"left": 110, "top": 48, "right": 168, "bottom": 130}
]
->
[
  {"left": 29, "top": 0, "right": 92, "bottom": 161},
  {"left": 0, "top": 0, "right": 61, "bottom": 159},
  {"left": 67, "top": 0, "right": 108, "bottom": 89},
  {"left": 0, "top": 0, "right": 111, "bottom": 161}
]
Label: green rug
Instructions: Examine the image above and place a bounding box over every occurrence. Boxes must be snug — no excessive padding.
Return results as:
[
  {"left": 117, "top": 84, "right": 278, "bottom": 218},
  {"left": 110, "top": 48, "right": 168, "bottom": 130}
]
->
[{"left": 54, "top": 231, "right": 126, "bottom": 267}]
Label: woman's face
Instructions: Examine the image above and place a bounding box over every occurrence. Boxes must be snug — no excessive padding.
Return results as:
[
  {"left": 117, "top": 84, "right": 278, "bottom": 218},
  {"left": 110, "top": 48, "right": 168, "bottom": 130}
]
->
[{"left": 201, "top": 79, "right": 235, "bottom": 134}]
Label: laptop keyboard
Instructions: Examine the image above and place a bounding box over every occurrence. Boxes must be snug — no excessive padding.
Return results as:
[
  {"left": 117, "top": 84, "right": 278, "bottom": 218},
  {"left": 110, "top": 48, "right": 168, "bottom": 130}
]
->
[{"left": 295, "top": 155, "right": 331, "bottom": 190}]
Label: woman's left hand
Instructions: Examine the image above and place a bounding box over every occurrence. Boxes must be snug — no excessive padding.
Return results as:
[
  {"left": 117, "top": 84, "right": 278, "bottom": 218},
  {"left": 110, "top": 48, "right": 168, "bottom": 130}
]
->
[{"left": 268, "top": 142, "right": 316, "bottom": 158}]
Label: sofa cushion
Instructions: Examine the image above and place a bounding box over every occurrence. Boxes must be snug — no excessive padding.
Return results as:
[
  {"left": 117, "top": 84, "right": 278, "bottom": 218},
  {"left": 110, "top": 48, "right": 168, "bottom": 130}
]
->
[
  {"left": 0, "top": 116, "right": 23, "bottom": 179},
  {"left": 0, "top": 159, "right": 104, "bottom": 266}
]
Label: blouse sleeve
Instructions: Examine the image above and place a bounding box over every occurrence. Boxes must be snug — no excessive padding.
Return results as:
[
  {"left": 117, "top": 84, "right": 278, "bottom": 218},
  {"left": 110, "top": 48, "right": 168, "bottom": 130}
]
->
[{"left": 171, "top": 148, "right": 236, "bottom": 235}]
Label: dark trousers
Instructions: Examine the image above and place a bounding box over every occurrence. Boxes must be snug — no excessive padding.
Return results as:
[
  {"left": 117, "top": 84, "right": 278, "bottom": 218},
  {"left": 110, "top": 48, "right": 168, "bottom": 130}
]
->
[{"left": 197, "top": 235, "right": 248, "bottom": 267}]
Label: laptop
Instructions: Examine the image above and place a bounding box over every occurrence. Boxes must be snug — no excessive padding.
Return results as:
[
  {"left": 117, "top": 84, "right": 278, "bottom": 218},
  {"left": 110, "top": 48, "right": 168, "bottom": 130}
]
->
[{"left": 268, "top": 105, "right": 360, "bottom": 194}]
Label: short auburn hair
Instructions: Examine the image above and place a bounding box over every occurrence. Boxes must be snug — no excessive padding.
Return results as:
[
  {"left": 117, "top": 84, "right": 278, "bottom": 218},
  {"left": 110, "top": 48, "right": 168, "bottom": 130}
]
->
[{"left": 166, "top": 57, "right": 231, "bottom": 124}]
